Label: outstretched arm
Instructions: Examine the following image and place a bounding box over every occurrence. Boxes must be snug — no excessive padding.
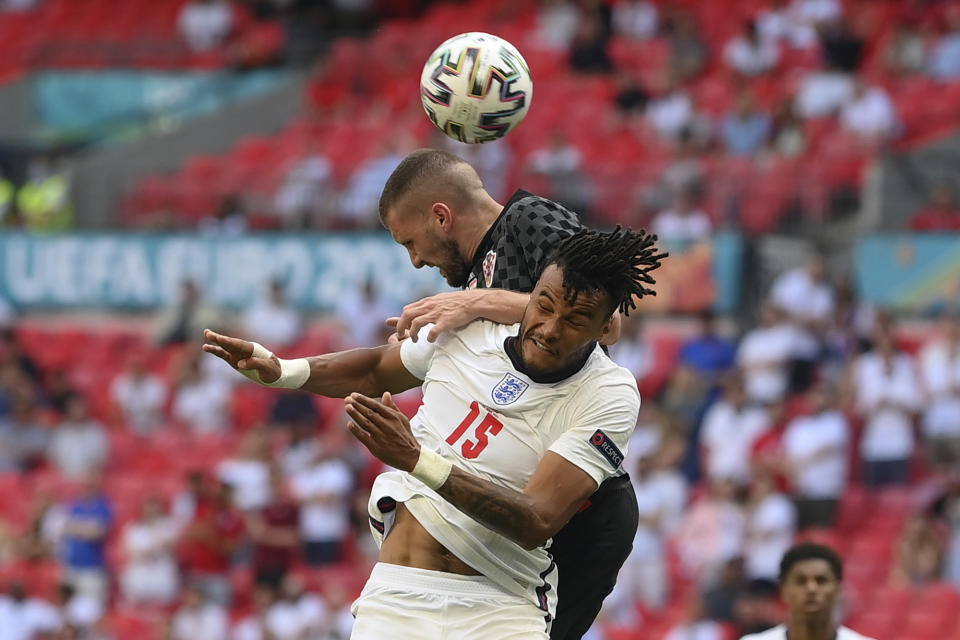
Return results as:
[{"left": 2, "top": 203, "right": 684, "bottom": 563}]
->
[
  {"left": 345, "top": 392, "right": 598, "bottom": 550},
  {"left": 202, "top": 329, "right": 422, "bottom": 398}
]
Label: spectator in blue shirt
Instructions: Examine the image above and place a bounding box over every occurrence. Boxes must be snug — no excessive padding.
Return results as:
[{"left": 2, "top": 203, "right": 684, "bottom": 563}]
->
[
  {"left": 720, "top": 91, "right": 772, "bottom": 157},
  {"left": 61, "top": 472, "right": 112, "bottom": 604},
  {"left": 930, "top": 12, "right": 960, "bottom": 79},
  {"left": 679, "top": 310, "right": 738, "bottom": 393}
]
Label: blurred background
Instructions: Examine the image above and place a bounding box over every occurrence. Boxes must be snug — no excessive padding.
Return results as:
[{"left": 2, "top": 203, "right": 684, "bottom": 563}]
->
[{"left": 0, "top": 0, "right": 960, "bottom": 639}]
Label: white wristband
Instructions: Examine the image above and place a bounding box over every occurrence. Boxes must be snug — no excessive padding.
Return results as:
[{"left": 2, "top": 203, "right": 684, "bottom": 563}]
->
[
  {"left": 410, "top": 447, "right": 453, "bottom": 490},
  {"left": 238, "top": 342, "right": 310, "bottom": 389}
]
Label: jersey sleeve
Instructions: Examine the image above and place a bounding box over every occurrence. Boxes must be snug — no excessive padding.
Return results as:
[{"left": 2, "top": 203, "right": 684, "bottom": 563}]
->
[
  {"left": 399, "top": 324, "right": 439, "bottom": 380},
  {"left": 509, "top": 199, "right": 582, "bottom": 280},
  {"left": 547, "top": 375, "right": 641, "bottom": 487}
]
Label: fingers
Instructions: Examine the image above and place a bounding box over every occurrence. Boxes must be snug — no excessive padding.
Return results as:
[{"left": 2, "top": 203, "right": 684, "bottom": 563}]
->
[
  {"left": 385, "top": 317, "right": 400, "bottom": 328},
  {"left": 348, "top": 392, "right": 397, "bottom": 419},
  {"left": 426, "top": 324, "right": 443, "bottom": 343},
  {"left": 381, "top": 391, "right": 396, "bottom": 408},
  {"left": 346, "top": 420, "right": 374, "bottom": 448},
  {"left": 201, "top": 343, "right": 233, "bottom": 364},
  {"left": 203, "top": 329, "right": 253, "bottom": 357},
  {"left": 345, "top": 403, "right": 380, "bottom": 435}
]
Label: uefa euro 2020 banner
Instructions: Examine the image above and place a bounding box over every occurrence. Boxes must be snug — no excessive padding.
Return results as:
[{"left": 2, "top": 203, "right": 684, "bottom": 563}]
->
[
  {"left": 856, "top": 235, "right": 960, "bottom": 311},
  {"left": 0, "top": 233, "right": 743, "bottom": 312}
]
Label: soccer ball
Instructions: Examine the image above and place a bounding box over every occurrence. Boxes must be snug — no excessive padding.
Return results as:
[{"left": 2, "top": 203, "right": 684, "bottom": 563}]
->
[{"left": 420, "top": 32, "right": 533, "bottom": 144}]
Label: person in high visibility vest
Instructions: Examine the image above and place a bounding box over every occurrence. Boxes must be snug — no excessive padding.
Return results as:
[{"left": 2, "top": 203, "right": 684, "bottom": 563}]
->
[{"left": 17, "top": 160, "right": 72, "bottom": 231}]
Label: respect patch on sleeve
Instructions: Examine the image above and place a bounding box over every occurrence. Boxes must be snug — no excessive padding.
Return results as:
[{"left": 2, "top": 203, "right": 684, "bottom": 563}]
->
[{"left": 589, "top": 429, "right": 624, "bottom": 470}]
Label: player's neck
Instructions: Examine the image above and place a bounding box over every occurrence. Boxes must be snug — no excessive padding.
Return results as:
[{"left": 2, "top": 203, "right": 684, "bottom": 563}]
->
[
  {"left": 463, "top": 196, "right": 505, "bottom": 263},
  {"left": 786, "top": 614, "right": 837, "bottom": 640}
]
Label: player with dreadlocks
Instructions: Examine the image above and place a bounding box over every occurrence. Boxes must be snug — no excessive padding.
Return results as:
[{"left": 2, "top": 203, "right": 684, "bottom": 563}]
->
[{"left": 203, "top": 227, "right": 665, "bottom": 640}]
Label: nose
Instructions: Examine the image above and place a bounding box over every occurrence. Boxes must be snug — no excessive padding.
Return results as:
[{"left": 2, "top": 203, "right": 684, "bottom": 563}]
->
[{"left": 408, "top": 249, "right": 424, "bottom": 269}]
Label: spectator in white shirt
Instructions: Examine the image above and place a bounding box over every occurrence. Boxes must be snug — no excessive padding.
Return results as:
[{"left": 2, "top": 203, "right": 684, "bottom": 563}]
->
[
  {"left": 652, "top": 191, "right": 712, "bottom": 242},
  {"left": 675, "top": 478, "right": 745, "bottom": 583},
  {"left": 646, "top": 77, "right": 696, "bottom": 141},
  {"left": 737, "top": 304, "right": 802, "bottom": 405},
  {"left": 120, "top": 497, "right": 180, "bottom": 605},
  {"left": 852, "top": 325, "right": 922, "bottom": 487},
  {"left": 267, "top": 574, "right": 329, "bottom": 640},
  {"left": 757, "top": 0, "right": 818, "bottom": 49},
  {"left": 336, "top": 277, "right": 395, "bottom": 348},
  {"left": 178, "top": 0, "right": 233, "bottom": 52},
  {"left": 231, "top": 584, "right": 275, "bottom": 640},
  {"left": 110, "top": 356, "right": 169, "bottom": 435},
  {"left": 794, "top": 71, "right": 855, "bottom": 118},
  {"left": 781, "top": 383, "right": 850, "bottom": 529},
  {"left": 172, "top": 582, "right": 228, "bottom": 640},
  {"left": 0, "top": 583, "right": 60, "bottom": 640},
  {"left": 928, "top": 11, "right": 960, "bottom": 79},
  {"left": 724, "top": 20, "right": 780, "bottom": 77},
  {"left": 744, "top": 471, "right": 796, "bottom": 581},
  {"left": 526, "top": 131, "right": 595, "bottom": 217},
  {"left": 242, "top": 280, "right": 303, "bottom": 349},
  {"left": 918, "top": 314, "right": 960, "bottom": 470},
  {"left": 217, "top": 429, "right": 272, "bottom": 512},
  {"left": 665, "top": 594, "right": 726, "bottom": 640},
  {"left": 291, "top": 451, "right": 355, "bottom": 566},
  {"left": 612, "top": 0, "right": 658, "bottom": 40},
  {"left": 533, "top": 0, "right": 581, "bottom": 50},
  {"left": 607, "top": 314, "right": 653, "bottom": 381},
  {"left": 273, "top": 151, "right": 333, "bottom": 228},
  {"left": 47, "top": 395, "right": 108, "bottom": 480},
  {"left": 700, "top": 375, "right": 771, "bottom": 488},
  {"left": 172, "top": 352, "right": 231, "bottom": 435},
  {"left": 770, "top": 256, "right": 835, "bottom": 331},
  {"left": 839, "top": 79, "right": 898, "bottom": 143},
  {"left": 281, "top": 421, "right": 321, "bottom": 478},
  {"left": 53, "top": 582, "right": 103, "bottom": 636}
]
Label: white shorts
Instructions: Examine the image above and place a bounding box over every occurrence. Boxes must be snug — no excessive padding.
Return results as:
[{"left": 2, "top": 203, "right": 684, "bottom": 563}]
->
[{"left": 350, "top": 563, "right": 550, "bottom": 640}]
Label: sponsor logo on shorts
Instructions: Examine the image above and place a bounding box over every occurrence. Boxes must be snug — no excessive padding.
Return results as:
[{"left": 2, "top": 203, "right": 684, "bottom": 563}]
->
[
  {"left": 491, "top": 372, "right": 529, "bottom": 405},
  {"left": 590, "top": 429, "right": 623, "bottom": 469}
]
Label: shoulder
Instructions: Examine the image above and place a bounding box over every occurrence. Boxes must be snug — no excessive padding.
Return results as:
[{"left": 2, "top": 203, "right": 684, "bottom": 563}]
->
[
  {"left": 502, "top": 191, "right": 582, "bottom": 232},
  {"left": 446, "top": 319, "right": 517, "bottom": 352},
  {"left": 739, "top": 625, "right": 786, "bottom": 640}
]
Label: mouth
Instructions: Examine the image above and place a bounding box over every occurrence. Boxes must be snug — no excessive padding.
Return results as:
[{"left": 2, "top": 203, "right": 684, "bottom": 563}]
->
[{"left": 526, "top": 334, "right": 555, "bottom": 356}]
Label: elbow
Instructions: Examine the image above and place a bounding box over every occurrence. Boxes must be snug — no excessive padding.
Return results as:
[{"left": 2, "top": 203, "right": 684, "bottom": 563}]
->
[{"left": 519, "top": 519, "right": 556, "bottom": 551}]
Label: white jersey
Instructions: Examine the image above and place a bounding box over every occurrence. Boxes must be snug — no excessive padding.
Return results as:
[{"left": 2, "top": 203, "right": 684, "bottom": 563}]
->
[
  {"left": 367, "top": 321, "right": 640, "bottom": 619},
  {"left": 741, "top": 625, "right": 877, "bottom": 640}
]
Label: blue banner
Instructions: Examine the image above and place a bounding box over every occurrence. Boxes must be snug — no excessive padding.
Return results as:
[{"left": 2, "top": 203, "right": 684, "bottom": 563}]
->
[{"left": 856, "top": 234, "right": 960, "bottom": 311}]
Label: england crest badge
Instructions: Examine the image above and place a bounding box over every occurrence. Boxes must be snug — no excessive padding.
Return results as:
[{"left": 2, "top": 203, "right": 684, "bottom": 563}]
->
[
  {"left": 491, "top": 372, "right": 529, "bottom": 406},
  {"left": 482, "top": 250, "right": 497, "bottom": 288}
]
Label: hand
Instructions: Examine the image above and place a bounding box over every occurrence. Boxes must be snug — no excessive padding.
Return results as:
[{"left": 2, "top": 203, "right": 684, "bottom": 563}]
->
[
  {"left": 344, "top": 392, "right": 421, "bottom": 472},
  {"left": 387, "top": 291, "right": 479, "bottom": 343},
  {"left": 202, "top": 329, "right": 282, "bottom": 384}
]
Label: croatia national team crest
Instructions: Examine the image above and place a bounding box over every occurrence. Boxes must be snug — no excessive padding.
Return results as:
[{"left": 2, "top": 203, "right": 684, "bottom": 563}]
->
[
  {"left": 491, "top": 373, "right": 529, "bottom": 406},
  {"left": 482, "top": 250, "right": 497, "bottom": 288}
]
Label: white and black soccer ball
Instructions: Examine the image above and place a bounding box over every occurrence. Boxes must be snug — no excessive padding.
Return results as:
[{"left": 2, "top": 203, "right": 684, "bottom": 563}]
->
[{"left": 420, "top": 32, "right": 533, "bottom": 144}]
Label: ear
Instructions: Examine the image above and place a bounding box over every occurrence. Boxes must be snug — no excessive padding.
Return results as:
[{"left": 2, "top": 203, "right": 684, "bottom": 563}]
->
[
  {"left": 431, "top": 202, "right": 453, "bottom": 232},
  {"left": 598, "top": 312, "right": 620, "bottom": 346}
]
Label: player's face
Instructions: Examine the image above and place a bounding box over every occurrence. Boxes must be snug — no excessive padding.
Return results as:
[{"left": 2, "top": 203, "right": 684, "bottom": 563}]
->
[
  {"left": 518, "top": 265, "right": 613, "bottom": 376},
  {"left": 781, "top": 559, "right": 840, "bottom": 619},
  {"left": 386, "top": 208, "right": 472, "bottom": 288}
]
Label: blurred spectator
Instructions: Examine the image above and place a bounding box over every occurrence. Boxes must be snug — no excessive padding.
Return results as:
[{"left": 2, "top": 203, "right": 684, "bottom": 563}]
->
[
  {"left": 732, "top": 578, "right": 780, "bottom": 635},
  {"left": 757, "top": 0, "right": 818, "bottom": 49},
  {"left": 720, "top": 91, "right": 772, "bottom": 157},
  {"left": 929, "top": 10, "right": 960, "bottom": 79},
  {"left": 839, "top": 80, "right": 898, "bottom": 143},
  {"left": 280, "top": 420, "right": 321, "bottom": 477},
  {"left": 702, "top": 556, "right": 747, "bottom": 622},
  {"left": 178, "top": 481, "right": 245, "bottom": 606},
  {"left": 267, "top": 574, "right": 329, "bottom": 639},
  {"left": 884, "top": 21, "right": 927, "bottom": 76},
  {"left": 612, "top": 0, "right": 658, "bottom": 40},
  {"left": 171, "top": 582, "right": 228, "bottom": 640},
  {"left": 53, "top": 581, "right": 102, "bottom": 636},
  {"left": 932, "top": 474, "right": 960, "bottom": 588},
  {"left": 791, "top": 0, "right": 842, "bottom": 29},
  {"left": 172, "top": 352, "right": 231, "bottom": 435},
  {"left": 908, "top": 182, "right": 960, "bottom": 231},
  {"left": 700, "top": 375, "right": 771, "bottom": 488},
  {"left": 199, "top": 195, "right": 248, "bottom": 237},
  {"left": 612, "top": 71, "right": 650, "bottom": 123},
  {"left": 723, "top": 20, "right": 780, "bottom": 77},
  {"left": 794, "top": 69, "right": 854, "bottom": 118},
  {"left": 61, "top": 473, "right": 112, "bottom": 604},
  {"left": 109, "top": 355, "right": 169, "bottom": 435},
  {"left": 242, "top": 279, "right": 302, "bottom": 349},
  {"left": 820, "top": 19, "right": 865, "bottom": 73},
  {"left": 43, "top": 370, "right": 74, "bottom": 416},
  {"left": 17, "top": 157, "right": 72, "bottom": 231},
  {"left": 18, "top": 493, "right": 65, "bottom": 563},
  {"left": 1, "top": 0, "right": 43, "bottom": 10},
  {"left": 608, "top": 315, "right": 653, "bottom": 381},
  {"left": 918, "top": 314, "right": 960, "bottom": 470},
  {"left": 0, "top": 393, "right": 49, "bottom": 472},
  {"left": 852, "top": 325, "right": 922, "bottom": 488},
  {"left": 770, "top": 255, "right": 835, "bottom": 331},
  {"left": 651, "top": 192, "right": 712, "bottom": 243},
  {"left": 335, "top": 276, "right": 394, "bottom": 348},
  {"left": 231, "top": 584, "right": 275, "bottom": 640},
  {"left": 47, "top": 395, "right": 108, "bottom": 480},
  {"left": 0, "top": 582, "right": 60, "bottom": 640},
  {"left": 526, "top": 131, "right": 595, "bottom": 218},
  {"left": 172, "top": 470, "right": 207, "bottom": 532},
  {"left": 178, "top": 0, "right": 234, "bottom": 52},
  {"left": 270, "top": 391, "right": 320, "bottom": 433},
  {"left": 665, "top": 594, "right": 726, "bottom": 640},
  {"left": 569, "top": 14, "right": 613, "bottom": 74},
  {"left": 248, "top": 469, "right": 300, "bottom": 588},
  {"left": 155, "top": 279, "right": 220, "bottom": 346},
  {"left": 666, "top": 11, "right": 708, "bottom": 82},
  {"left": 675, "top": 479, "right": 745, "bottom": 583},
  {"left": 437, "top": 133, "right": 513, "bottom": 203},
  {"left": 646, "top": 76, "right": 696, "bottom": 141},
  {"left": 339, "top": 137, "right": 411, "bottom": 228},
  {"left": 219, "top": 430, "right": 272, "bottom": 512},
  {"left": 737, "top": 303, "right": 801, "bottom": 405},
  {"left": 324, "top": 584, "right": 355, "bottom": 639},
  {"left": 534, "top": 0, "right": 581, "bottom": 50},
  {"left": 120, "top": 496, "right": 180, "bottom": 606},
  {"left": 782, "top": 383, "right": 850, "bottom": 529},
  {"left": 273, "top": 151, "right": 333, "bottom": 228},
  {"left": 678, "top": 310, "right": 738, "bottom": 394},
  {"left": 0, "top": 329, "right": 41, "bottom": 385},
  {"left": 768, "top": 100, "right": 807, "bottom": 157},
  {"left": 744, "top": 472, "right": 796, "bottom": 581},
  {"left": 892, "top": 514, "right": 945, "bottom": 586},
  {"left": 291, "top": 449, "right": 354, "bottom": 566}
]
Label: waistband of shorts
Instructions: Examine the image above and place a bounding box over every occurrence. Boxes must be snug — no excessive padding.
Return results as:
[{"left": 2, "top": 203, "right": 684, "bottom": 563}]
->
[{"left": 368, "top": 562, "right": 515, "bottom": 599}]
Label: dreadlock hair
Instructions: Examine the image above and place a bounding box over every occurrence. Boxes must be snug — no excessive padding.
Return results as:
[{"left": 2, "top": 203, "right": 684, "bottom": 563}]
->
[{"left": 544, "top": 226, "right": 666, "bottom": 317}]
